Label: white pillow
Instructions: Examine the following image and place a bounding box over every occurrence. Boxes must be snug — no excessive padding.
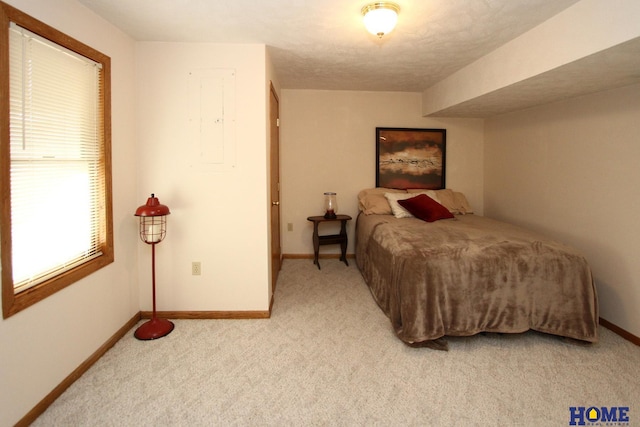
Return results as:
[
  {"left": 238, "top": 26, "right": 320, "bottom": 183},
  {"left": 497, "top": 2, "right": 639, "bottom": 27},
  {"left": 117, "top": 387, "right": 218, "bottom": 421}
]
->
[{"left": 384, "top": 193, "right": 418, "bottom": 218}]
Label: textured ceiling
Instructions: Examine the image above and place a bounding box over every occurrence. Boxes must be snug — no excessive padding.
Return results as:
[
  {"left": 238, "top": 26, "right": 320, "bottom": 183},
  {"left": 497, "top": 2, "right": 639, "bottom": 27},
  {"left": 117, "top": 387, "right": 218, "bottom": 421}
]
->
[
  {"left": 430, "top": 37, "right": 640, "bottom": 117},
  {"left": 77, "top": 0, "right": 582, "bottom": 92}
]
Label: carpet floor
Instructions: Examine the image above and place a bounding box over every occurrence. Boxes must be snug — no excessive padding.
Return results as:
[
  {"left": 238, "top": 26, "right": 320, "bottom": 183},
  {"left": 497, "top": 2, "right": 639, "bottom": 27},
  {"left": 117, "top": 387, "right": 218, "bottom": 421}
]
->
[{"left": 33, "top": 259, "right": 640, "bottom": 426}]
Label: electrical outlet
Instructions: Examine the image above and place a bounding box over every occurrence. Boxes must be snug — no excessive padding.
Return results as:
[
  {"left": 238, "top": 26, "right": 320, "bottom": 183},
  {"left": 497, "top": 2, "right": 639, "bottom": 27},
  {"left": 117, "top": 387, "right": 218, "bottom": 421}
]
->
[
  {"left": 287, "top": 222, "right": 293, "bottom": 232},
  {"left": 192, "top": 261, "right": 201, "bottom": 276}
]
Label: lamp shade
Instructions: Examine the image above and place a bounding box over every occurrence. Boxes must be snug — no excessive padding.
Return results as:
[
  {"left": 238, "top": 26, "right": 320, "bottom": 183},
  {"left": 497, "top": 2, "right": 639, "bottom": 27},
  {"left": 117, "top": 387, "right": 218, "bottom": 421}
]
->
[
  {"left": 361, "top": 2, "right": 400, "bottom": 38},
  {"left": 135, "top": 193, "right": 170, "bottom": 217},
  {"left": 135, "top": 194, "right": 170, "bottom": 244}
]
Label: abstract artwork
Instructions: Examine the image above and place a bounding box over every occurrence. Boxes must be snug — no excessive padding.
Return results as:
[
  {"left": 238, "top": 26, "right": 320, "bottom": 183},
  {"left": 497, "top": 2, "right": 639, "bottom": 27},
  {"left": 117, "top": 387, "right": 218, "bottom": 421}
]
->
[{"left": 375, "top": 128, "right": 446, "bottom": 190}]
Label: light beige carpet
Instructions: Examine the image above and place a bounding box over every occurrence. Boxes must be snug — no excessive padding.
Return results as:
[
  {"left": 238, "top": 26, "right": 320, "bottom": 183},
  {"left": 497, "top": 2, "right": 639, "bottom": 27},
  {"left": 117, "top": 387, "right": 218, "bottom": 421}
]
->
[{"left": 34, "top": 259, "right": 640, "bottom": 426}]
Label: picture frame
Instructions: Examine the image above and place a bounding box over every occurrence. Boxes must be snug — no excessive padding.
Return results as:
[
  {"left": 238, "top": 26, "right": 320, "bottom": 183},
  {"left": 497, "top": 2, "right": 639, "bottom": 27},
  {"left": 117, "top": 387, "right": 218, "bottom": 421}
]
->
[{"left": 375, "top": 127, "right": 446, "bottom": 190}]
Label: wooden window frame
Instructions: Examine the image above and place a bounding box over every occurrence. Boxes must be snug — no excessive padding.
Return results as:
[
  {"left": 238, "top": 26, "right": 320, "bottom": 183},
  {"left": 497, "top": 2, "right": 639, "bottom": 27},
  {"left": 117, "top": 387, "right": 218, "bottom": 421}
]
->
[{"left": 0, "top": 2, "right": 113, "bottom": 318}]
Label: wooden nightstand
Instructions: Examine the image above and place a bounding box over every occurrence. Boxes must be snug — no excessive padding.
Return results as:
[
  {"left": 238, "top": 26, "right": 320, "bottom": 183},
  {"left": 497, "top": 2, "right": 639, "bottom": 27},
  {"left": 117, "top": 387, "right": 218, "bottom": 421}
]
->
[{"left": 306, "top": 214, "right": 352, "bottom": 270}]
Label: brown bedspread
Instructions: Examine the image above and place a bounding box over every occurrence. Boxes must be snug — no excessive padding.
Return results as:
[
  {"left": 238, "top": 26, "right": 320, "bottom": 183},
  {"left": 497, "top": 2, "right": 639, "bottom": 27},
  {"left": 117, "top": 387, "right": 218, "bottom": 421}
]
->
[{"left": 356, "top": 214, "right": 599, "bottom": 347}]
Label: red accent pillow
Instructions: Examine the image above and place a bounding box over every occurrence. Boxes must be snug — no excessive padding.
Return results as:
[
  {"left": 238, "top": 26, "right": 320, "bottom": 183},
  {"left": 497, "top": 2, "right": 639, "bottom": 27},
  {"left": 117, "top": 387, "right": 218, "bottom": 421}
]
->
[{"left": 397, "top": 194, "right": 454, "bottom": 222}]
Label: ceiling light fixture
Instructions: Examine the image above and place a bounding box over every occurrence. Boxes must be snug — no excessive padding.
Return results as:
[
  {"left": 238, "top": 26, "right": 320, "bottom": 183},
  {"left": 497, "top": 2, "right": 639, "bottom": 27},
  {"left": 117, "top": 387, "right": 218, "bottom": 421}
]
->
[{"left": 361, "top": 2, "right": 400, "bottom": 38}]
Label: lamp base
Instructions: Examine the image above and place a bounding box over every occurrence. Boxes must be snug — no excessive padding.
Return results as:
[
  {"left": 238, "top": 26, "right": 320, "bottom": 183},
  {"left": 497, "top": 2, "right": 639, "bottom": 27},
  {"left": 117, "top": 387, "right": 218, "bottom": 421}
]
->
[{"left": 134, "top": 318, "right": 174, "bottom": 340}]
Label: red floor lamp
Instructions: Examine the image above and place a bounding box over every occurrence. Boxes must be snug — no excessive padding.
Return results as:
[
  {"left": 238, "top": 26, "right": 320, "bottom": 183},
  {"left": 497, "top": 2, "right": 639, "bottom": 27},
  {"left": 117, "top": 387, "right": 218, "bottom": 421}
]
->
[{"left": 134, "top": 193, "right": 174, "bottom": 340}]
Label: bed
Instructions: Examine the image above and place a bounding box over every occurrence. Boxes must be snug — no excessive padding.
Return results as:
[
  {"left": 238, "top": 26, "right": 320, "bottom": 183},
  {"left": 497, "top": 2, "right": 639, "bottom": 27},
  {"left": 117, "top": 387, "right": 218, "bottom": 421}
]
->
[{"left": 355, "top": 188, "right": 599, "bottom": 350}]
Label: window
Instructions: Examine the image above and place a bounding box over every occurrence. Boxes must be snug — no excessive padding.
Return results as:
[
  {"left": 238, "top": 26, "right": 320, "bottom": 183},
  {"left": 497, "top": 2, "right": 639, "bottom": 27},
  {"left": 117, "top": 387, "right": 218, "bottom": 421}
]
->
[{"left": 1, "top": 2, "right": 113, "bottom": 318}]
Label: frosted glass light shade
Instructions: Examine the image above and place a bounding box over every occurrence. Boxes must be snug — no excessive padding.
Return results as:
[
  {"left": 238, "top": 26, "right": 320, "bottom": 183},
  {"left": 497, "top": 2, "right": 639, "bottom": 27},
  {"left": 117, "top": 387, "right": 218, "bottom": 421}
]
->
[{"left": 361, "top": 2, "right": 400, "bottom": 38}]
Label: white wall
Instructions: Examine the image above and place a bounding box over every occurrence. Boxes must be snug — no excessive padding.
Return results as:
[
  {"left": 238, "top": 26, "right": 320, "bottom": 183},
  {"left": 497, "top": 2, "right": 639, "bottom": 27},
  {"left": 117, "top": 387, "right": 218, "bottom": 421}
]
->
[
  {"left": 484, "top": 83, "right": 640, "bottom": 338},
  {"left": 136, "top": 42, "right": 271, "bottom": 312},
  {"left": 0, "top": 1, "right": 139, "bottom": 425},
  {"left": 280, "top": 90, "right": 484, "bottom": 255}
]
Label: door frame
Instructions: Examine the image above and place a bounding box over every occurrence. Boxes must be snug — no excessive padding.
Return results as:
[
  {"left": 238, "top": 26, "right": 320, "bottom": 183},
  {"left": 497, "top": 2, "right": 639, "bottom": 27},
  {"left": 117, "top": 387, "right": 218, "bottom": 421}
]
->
[{"left": 269, "top": 82, "right": 281, "bottom": 297}]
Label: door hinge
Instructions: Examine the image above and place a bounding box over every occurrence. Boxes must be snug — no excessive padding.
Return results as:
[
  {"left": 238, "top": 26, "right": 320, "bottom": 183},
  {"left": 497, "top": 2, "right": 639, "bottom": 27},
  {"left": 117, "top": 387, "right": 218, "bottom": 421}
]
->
[{"left": 276, "top": 118, "right": 280, "bottom": 127}]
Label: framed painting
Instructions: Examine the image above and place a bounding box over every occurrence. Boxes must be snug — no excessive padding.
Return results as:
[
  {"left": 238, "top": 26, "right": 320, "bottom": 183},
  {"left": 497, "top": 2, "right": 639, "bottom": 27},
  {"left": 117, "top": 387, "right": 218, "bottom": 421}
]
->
[{"left": 375, "top": 127, "right": 446, "bottom": 190}]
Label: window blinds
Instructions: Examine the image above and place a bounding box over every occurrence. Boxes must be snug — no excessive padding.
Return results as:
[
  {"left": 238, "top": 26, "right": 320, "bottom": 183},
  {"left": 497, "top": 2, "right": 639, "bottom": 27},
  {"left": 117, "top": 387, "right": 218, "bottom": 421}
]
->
[{"left": 8, "top": 23, "right": 104, "bottom": 293}]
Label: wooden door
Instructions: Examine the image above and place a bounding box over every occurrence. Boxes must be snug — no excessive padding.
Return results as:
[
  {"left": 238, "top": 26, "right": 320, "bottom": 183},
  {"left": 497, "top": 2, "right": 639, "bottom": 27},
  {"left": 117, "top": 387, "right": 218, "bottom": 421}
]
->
[{"left": 269, "top": 83, "right": 281, "bottom": 293}]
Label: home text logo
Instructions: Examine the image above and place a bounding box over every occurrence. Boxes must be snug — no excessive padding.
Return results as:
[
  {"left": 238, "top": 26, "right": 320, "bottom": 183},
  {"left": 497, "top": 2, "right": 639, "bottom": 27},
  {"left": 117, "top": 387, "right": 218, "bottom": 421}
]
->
[{"left": 569, "top": 406, "right": 630, "bottom": 426}]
